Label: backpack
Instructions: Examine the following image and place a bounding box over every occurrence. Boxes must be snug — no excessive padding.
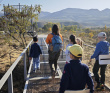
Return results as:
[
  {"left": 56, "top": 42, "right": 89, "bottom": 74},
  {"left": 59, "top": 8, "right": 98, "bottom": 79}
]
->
[{"left": 52, "top": 34, "right": 62, "bottom": 52}]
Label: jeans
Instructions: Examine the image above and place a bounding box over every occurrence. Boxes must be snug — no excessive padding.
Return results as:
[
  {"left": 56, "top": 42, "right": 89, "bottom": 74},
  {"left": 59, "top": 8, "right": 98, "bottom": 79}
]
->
[
  {"left": 93, "top": 60, "right": 107, "bottom": 84},
  {"left": 33, "top": 56, "right": 40, "bottom": 70},
  {"left": 48, "top": 50, "right": 60, "bottom": 74}
]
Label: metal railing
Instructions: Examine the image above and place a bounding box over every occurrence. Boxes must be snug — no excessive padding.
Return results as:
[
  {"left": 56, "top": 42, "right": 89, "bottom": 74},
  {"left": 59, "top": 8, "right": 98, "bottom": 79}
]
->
[{"left": 0, "top": 39, "right": 33, "bottom": 93}]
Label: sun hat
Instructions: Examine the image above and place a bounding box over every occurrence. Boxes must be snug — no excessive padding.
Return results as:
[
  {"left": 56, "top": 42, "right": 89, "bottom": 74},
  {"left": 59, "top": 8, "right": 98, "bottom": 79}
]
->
[
  {"left": 98, "top": 32, "right": 107, "bottom": 38},
  {"left": 67, "top": 44, "right": 83, "bottom": 57}
]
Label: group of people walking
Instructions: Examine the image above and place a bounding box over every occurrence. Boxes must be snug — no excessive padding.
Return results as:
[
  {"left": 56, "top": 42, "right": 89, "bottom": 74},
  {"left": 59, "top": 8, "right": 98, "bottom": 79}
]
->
[{"left": 29, "top": 24, "right": 109, "bottom": 93}]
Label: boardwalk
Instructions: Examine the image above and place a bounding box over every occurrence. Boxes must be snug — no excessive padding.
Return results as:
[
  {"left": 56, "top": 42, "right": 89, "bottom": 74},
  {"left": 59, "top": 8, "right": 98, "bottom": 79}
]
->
[
  {"left": 23, "top": 35, "right": 65, "bottom": 93},
  {"left": 23, "top": 35, "right": 110, "bottom": 93},
  {"left": 0, "top": 35, "right": 110, "bottom": 93}
]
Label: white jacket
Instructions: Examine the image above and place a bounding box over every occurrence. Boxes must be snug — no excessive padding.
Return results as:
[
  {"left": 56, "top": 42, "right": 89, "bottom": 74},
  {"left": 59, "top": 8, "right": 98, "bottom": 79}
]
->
[{"left": 65, "top": 44, "right": 73, "bottom": 63}]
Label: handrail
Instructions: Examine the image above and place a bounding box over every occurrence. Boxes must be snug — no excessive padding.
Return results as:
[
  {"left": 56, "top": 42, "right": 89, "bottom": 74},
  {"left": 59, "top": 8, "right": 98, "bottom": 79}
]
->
[{"left": 0, "top": 39, "right": 33, "bottom": 91}]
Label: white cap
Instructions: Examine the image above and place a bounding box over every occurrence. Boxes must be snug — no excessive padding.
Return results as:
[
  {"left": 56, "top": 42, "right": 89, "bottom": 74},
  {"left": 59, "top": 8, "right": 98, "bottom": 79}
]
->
[{"left": 98, "top": 32, "right": 107, "bottom": 37}]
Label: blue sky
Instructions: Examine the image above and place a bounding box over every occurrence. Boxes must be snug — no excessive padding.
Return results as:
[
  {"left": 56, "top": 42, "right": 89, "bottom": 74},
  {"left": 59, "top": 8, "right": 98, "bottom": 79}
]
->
[{"left": 0, "top": 0, "right": 110, "bottom": 13}]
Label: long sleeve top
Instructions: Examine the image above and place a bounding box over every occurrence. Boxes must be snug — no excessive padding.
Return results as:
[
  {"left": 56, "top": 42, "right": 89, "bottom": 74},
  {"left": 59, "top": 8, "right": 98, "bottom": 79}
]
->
[
  {"left": 91, "top": 41, "right": 109, "bottom": 60},
  {"left": 29, "top": 43, "right": 42, "bottom": 58},
  {"left": 65, "top": 44, "right": 73, "bottom": 62},
  {"left": 59, "top": 60, "right": 94, "bottom": 93}
]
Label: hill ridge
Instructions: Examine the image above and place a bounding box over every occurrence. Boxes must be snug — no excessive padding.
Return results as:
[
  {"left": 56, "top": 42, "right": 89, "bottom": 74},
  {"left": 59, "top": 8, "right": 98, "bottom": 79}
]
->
[{"left": 39, "top": 8, "right": 110, "bottom": 26}]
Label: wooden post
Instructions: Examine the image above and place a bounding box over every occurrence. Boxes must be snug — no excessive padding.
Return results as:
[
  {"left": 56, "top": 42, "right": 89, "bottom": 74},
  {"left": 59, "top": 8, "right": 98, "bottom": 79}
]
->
[
  {"left": 8, "top": 73, "right": 13, "bottom": 93},
  {"left": 24, "top": 52, "right": 27, "bottom": 81}
]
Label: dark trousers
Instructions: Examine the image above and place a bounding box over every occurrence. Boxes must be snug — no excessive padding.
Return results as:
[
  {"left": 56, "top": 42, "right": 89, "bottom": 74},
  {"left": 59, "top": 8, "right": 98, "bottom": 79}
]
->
[
  {"left": 93, "top": 60, "right": 107, "bottom": 84},
  {"left": 48, "top": 50, "right": 60, "bottom": 74}
]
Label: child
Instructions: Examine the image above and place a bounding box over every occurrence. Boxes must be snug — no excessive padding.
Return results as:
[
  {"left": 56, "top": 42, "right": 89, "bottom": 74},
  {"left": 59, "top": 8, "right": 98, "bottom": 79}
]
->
[
  {"left": 65, "top": 35, "right": 77, "bottom": 64},
  {"left": 90, "top": 32, "right": 109, "bottom": 91},
  {"left": 76, "top": 38, "right": 83, "bottom": 60},
  {"left": 29, "top": 36, "right": 42, "bottom": 72},
  {"left": 76, "top": 38, "right": 83, "bottom": 47},
  {"left": 59, "top": 44, "right": 94, "bottom": 93}
]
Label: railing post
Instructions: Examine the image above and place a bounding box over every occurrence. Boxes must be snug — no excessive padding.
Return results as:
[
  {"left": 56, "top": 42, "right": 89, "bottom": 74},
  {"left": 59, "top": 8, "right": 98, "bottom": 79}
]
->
[
  {"left": 29, "top": 45, "right": 31, "bottom": 64},
  {"left": 8, "top": 73, "right": 13, "bottom": 93},
  {"left": 24, "top": 52, "right": 27, "bottom": 81}
]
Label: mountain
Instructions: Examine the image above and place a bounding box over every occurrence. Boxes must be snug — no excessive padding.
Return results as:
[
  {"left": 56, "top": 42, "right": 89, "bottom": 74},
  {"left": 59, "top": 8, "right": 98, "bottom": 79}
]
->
[
  {"left": 38, "top": 8, "right": 110, "bottom": 27},
  {"left": 39, "top": 11, "right": 51, "bottom": 18}
]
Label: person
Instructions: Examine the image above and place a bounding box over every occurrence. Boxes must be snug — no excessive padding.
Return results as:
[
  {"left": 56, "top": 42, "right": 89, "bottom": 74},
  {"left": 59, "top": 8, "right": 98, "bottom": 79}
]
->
[
  {"left": 65, "top": 35, "right": 77, "bottom": 64},
  {"left": 90, "top": 32, "right": 109, "bottom": 91},
  {"left": 29, "top": 36, "right": 42, "bottom": 72},
  {"left": 59, "top": 44, "right": 94, "bottom": 93},
  {"left": 76, "top": 38, "right": 83, "bottom": 60},
  {"left": 76, "top": 38, "right": 83, "bottom": 47},
  {"left": 46, "top": 24, "right": 63, "bottom": 78}
]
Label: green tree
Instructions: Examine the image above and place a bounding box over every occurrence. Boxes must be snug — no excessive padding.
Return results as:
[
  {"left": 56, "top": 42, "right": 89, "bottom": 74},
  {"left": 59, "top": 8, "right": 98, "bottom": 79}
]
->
[
  {"left": 42, "top": 22, "right": 54, "bottom": 31},
  {"left": 2, "top": 5, "right": 41, "bottom": 48}
]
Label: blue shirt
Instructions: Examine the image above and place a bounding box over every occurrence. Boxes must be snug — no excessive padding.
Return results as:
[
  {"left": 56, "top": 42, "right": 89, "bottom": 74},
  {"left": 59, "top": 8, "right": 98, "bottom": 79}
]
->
[
  {"left": 59, "top": 60, "right": 94, "bottom": 93},
  {"left": 29, "top": 43, "right": 42, "bottom": 58},
  {"left": 91, "top": 41, "right": 109, "bottom": 60}
]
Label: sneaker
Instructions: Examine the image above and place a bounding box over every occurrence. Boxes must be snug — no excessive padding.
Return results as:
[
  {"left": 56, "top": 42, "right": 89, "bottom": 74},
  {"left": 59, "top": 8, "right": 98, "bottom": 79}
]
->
[
  {"left": 100, "top": 84, "right": 105, "bottom": 91},
  {"left": 37, "top": 67, "right": 40, "bottom": 70}
]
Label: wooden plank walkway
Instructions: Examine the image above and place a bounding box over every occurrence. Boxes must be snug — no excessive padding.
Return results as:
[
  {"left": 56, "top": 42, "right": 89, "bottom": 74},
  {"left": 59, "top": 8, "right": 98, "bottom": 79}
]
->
[{"left": 23, "top": 35, "right": 110, "bottom": 93}]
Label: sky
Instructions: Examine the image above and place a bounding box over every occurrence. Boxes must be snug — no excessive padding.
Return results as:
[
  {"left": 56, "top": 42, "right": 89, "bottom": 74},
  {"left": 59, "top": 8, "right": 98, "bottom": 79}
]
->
[{"left": 0, "top": 0, "right": 110, "bottom": 13}]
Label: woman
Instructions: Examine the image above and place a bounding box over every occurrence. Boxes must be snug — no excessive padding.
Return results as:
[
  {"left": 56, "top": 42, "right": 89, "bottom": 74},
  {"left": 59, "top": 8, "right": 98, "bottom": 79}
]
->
[{"left": 46, "top": 24, "right": 63, "bottom": 78}]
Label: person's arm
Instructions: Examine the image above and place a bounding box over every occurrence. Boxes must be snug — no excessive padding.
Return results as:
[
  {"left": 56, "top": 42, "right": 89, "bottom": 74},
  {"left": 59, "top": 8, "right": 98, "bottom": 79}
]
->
[
  {"left": 91, "top": 43, "right": 100, "bottom": 59},
  {"left": 46, "top": 34, "right": 50, "bottom": 44},
  {"left": 59, "top": 65, "right": 70, "bottom": 93},
  {"left": 86, "top": 67, "right": 94, "bottom": 93}
]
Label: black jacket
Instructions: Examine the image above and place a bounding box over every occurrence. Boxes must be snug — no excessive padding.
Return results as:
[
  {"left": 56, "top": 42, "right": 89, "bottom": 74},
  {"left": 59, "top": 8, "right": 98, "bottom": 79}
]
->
[
  {"left": 29, "top": 43, "right": 42, "bottom": 58},
  {"left": 59, "top": 60, "right": 94, "bottom": 93}
]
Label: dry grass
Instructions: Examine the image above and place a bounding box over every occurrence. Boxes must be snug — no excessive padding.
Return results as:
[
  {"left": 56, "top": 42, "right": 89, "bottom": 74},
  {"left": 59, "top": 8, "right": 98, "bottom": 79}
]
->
[{"left": 0, "top": 34, "right": 32, "bottom": 72}]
